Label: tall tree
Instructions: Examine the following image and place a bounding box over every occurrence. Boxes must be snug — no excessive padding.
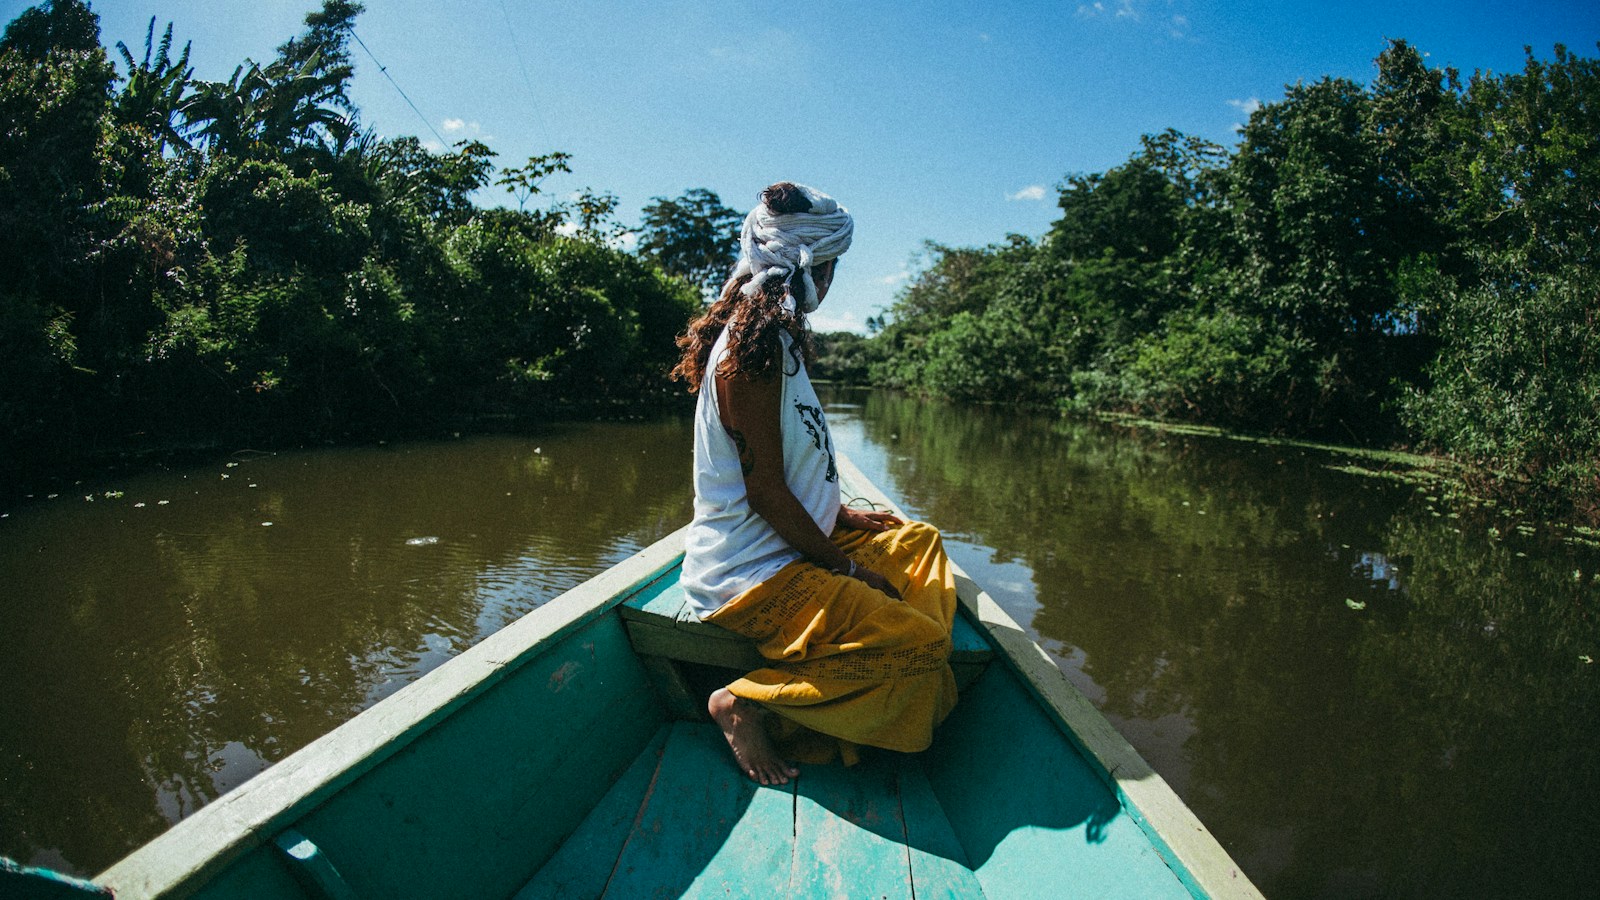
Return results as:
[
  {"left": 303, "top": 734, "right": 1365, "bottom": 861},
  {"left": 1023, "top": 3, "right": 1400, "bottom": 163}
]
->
[
  {"left": 275, "top": 0, "right": 363, "bottom": 82},
  {"left": 636, "top": 188, "right": 742, "bottom": 296},
  {"left": 496, "top": 150, "right": 571, "bottom": 211},
  {"left": 564, "top": 187, "right": 626, "bottom": 244},
  {"left": 0, "top": 0, "right": 116, "bottom": 422},
  {"left": 1402, "top": 44, "right": 1600, "bottom": 509},
  {"left": 113, "top": 18, "right": 194, "bottom": 152},
  {"left": 181, "top": 1, "right": 362, "bottom": 157}
]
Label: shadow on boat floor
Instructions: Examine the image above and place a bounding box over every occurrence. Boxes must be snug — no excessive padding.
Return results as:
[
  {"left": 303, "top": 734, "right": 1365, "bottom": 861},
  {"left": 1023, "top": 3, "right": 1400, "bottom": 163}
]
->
[{"left": 516, "top": 720, "right": 985, "bottom": 899}]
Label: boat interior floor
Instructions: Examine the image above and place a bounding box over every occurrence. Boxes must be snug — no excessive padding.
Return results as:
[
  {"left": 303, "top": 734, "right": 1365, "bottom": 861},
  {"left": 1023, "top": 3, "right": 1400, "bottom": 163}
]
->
[{"left": 515, "top": 720, "right": 989, "bottom": 900}]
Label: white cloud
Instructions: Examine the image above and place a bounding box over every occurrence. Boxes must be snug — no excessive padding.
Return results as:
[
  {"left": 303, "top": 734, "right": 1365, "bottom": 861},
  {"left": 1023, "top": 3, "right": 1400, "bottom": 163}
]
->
[
  {"left": 1078, "top": 1, "right": 1139, "bottom": 20},
  {"left": 1007, "top": 184, "right": 1048, "bottom": 202},
  {"left": 805, "top": 308, "right": 863, "bottom": 334},
  {"left": 441, "top": 118, "right": 483, "bottom": 137},
  {"left": 878, "top": 267, "right": 912, "bottom": 286},
  {"left": 1228, "top": 97, "right": 1262, "bottom": 132}
]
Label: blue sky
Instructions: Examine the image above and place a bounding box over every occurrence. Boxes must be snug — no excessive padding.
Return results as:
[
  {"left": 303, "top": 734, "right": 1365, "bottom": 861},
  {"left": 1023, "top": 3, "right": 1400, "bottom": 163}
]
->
[{"left": 11, "top": 0, "right": 1598, "bottom": 332}]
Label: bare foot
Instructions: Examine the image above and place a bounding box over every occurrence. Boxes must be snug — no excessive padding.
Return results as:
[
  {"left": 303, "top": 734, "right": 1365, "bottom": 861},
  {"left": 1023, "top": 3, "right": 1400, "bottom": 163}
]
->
[{"left": 708, "top": 688, "right": 798, "bottom": 786}]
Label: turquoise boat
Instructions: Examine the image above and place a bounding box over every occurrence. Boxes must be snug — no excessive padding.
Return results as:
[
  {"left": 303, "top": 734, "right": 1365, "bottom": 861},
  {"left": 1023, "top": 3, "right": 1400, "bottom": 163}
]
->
[{"left": 4, "top": 456, "right": 1260, "bottom": 899}]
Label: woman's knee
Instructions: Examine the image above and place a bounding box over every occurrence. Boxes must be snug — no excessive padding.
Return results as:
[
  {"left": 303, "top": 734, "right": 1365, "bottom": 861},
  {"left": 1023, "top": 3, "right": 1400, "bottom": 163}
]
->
[
  {"left": 890, "top": 519, "right": 943, "bottom": 551},
  {"left": 897, "top": 606, "right": 952, "bottom": 650}
]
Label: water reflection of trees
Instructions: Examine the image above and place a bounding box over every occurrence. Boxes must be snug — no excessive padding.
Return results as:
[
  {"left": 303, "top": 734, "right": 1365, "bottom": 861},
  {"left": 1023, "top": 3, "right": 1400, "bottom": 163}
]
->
[
  {"left": 855, "top": 392, "right": 1600, "bottom": 897},
  {"left": 0, "top": 422, "right": 692, "bottom": 875}
]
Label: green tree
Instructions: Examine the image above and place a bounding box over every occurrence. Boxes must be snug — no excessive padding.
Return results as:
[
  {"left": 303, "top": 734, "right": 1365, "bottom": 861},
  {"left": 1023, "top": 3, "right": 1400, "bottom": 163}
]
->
[
  {"left": 374, "top": 136, "right": 497, "bottom": 222},
  {"left": 810, "top": 331, "right": 876, "bottom": 383},
  {"left": 0, "top": 0, "right": 116, "bottom": 455},
  {"left": 1402, "top": 45, "right": 1600, "bottom": 512},
  {"left": 273, "top": 0, "right": 363, "bottom": 93},
  {"left": 564, "top": 187, "right": 627, "bottom": 244},
  {"left": 180, "top": 0, "right": 362, "bottom": 159},
  {"left": 495, "top": 150, "right": 571, "bottom": 212},
  {"left": 113, "top": 18, "right": 193, "bottom": 153},
  {"left": 636, "top": 188, "right": 742, "bottom": 296},
  {"left": 181, "top": 52, "right": 353, "bottom": 157},
  {"left": 0, "top": 0, "right": 708, "bottom": 478}
]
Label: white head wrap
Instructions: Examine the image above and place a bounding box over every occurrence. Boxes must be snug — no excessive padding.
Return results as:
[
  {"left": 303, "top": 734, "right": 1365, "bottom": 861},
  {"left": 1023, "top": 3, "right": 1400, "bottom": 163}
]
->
[{"left": 730, "top": 183, "right": 853, "bottom": 315}]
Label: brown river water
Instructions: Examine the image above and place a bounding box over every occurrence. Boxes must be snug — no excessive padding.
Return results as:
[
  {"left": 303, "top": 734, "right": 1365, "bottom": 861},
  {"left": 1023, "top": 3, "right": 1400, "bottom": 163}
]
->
[{"left": 2, "top": 390, "right": 1597, "bottom": 897}]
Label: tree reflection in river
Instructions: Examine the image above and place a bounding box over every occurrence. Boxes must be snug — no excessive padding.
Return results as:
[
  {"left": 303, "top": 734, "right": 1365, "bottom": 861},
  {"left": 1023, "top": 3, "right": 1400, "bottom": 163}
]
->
[
  {"left": 825, "top": 387, "right": 1600, "bottom": 899},
  {"left": 0, "top": 422, "right": 692, "bottom": 875}
]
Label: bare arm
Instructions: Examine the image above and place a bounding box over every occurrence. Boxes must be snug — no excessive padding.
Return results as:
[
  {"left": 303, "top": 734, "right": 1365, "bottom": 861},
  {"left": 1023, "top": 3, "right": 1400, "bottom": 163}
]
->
[{"left": 717, "top": 369, "right": 900, "bottom": 598}]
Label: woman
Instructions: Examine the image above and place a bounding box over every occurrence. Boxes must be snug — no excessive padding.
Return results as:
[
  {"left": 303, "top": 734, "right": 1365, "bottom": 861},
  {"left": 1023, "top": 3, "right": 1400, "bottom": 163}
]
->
[{"left": 671, "top": 182, "right": 959, "bottom": 785}]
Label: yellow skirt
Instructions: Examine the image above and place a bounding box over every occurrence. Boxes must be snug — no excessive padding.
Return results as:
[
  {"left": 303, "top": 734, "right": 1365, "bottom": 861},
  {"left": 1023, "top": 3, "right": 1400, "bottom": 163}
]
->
[{"left": 703, "top": 520, "right": 959, "bottom": 766}]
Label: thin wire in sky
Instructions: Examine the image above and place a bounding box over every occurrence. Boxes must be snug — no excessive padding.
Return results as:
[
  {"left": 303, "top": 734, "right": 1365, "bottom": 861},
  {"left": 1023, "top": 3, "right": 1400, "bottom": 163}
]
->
[
  {"left": 497, "top": 0, "right": 561, "bottom": 152},
  {"left": 350, "top": 28, "right": 449, "bottom": 146}
]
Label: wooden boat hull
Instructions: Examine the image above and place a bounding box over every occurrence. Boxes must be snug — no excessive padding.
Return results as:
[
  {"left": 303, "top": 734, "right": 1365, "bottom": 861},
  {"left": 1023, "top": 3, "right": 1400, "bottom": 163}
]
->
[{"left": 7, "top": 457, "right": 1259, "bottom": 899}]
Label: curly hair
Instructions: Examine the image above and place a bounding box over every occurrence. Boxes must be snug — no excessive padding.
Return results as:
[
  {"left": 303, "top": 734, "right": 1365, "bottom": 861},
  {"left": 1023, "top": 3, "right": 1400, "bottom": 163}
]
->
[
  {"left": 668, "top": 273, "right": 812, "bottom": 392},
  {"left": 669, "top": 182, "right": 819, "bottom": 392}
]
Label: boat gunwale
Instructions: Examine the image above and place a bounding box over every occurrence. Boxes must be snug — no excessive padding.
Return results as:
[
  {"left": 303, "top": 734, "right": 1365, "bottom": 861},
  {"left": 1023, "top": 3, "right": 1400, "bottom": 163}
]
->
[
  {"left": 834, "top": 453, "right": 1262, "bottom": 900},
  {"left": 95, "top": 527, "right": 689, "bottom": 899}
]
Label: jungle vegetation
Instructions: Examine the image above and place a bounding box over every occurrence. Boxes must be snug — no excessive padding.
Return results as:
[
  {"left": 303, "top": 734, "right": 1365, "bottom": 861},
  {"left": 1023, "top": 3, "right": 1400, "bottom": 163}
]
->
[
  {"left": 5, "top": 1, "right": 1596, "bottom": 519},
  {"left": 0, "top": 0, "right": 740, "bottom": 488},
  {"left": 845, "top": 39, "right": 1599, "bottom": 520}
]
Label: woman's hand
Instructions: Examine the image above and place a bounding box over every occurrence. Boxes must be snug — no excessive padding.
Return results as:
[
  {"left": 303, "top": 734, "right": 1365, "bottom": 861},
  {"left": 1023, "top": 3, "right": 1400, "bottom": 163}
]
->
[
  {"left": 853, "top": 566, "right": 902, "bottom": 600},
  {"left": 834, "top": 507, "right": 904, "bottom": 599},
  {"left": 837, "top": 506, "right": 903, "bottom": 533}
]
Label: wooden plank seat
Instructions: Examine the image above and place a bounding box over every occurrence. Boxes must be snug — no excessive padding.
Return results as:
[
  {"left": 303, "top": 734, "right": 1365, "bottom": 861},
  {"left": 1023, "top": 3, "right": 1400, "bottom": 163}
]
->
[
  {"left": 618, "top": 569, "right": 996, "bottom": 711},
  {"left": 515, "top": 720, "right": 988, "bottom": 900}
]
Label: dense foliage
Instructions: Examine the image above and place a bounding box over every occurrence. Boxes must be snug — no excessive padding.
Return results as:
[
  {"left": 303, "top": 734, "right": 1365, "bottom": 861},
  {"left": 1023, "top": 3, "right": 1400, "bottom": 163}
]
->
[
  {"left": 861, "top": 40, "right": 1600, "bottom": 517},
  {"left": 0, "top": 0, "right": 705, "bottom": 483}
]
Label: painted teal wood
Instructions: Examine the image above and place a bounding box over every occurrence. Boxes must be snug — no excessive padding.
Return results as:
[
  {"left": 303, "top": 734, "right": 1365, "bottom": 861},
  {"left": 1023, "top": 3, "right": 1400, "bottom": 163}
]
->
[
  {"left": 621, "top": 570, "right": 685, "bottom": 617},
  {"left": 291, "top": 614, "right": 664, "bottom": 900},
  {"left": 271, "top": 830, "right": 356, "bottom": 900},
  {"left": 895, "top": 762, "right": 988, "bottom": 900},
  {"left": 925, "top": 666, "right": 1192, "bottom": 900},
  {"left": 188, "top": 850, "right": 305, "bottom": 900},
  {"left": 513, "top": 725, "right": 671, "bottom": 900},
  {"left": 0, "top": 859, "right": 112, "bottom": 898},
  {"left": 634, "top": 654, "right": 708, "bottom": 721},
  {"left": 522, "top": 724, "right": 993, "bottom": 900},
  {"left": 791, "top": 758, "right": 913, "bottom": 898},
  {"left": 600, "top": 722, "right": 797, "bottom": 900}
]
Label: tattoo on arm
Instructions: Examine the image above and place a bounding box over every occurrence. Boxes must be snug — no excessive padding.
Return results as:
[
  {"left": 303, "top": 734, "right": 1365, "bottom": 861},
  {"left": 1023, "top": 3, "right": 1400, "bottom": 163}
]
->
[{"left": 730, "top": 428, "right": 755, "bottom": 475}]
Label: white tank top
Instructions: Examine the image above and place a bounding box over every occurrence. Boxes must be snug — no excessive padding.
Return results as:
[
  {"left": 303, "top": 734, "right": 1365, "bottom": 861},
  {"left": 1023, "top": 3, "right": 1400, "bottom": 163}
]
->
[{"left": 680, "top": 327, "right": 841, "bottom": 618}]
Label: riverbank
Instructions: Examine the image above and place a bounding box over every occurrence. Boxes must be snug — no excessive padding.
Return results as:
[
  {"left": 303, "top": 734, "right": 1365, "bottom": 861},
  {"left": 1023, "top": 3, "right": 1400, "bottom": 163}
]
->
[
  {"left": 820, "top": 377, "right": 1599, "bottom": 530},
  {"left": 1094, "top": 410, "right": 1600, "bottom": 538}
]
